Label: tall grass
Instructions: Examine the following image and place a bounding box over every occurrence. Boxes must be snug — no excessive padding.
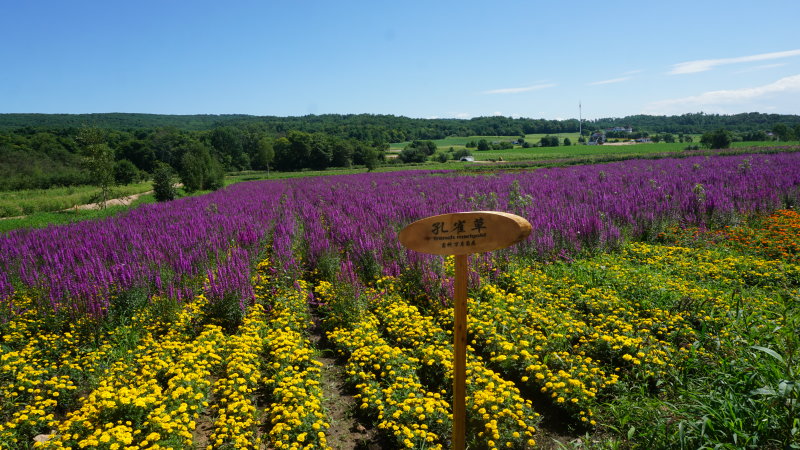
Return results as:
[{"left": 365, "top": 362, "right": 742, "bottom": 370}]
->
[{"left": 0, "top": 182, "right": 152, "bottom": 217}]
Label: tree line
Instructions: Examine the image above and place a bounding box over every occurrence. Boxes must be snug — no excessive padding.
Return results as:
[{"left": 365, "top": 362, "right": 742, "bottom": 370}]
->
[
  {"left": 0, "top": 125, "right": 383, "bottom": 191},
  {"left": 2, "top": 111, "right": 799, "bottom": 192},
  {"left": 3, "top": 112, "right": 800, "bottom": 141}
]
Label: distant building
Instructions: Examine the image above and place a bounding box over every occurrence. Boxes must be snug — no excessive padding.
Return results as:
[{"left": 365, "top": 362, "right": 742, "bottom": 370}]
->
[
  {"left": 459, "top": 156, "right": 475, "bottom": 162},
  {"left": 605, "top": 126, "right": 633, "bottom": 133},
  {"left": 588, "top": 132, "right": 606, "bottom": 145}
]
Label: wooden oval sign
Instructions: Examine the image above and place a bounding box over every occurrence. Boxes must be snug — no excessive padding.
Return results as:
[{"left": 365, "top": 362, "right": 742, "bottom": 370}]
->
[{"left": 399, "top": 211, "right": 532, "bottom": 255}]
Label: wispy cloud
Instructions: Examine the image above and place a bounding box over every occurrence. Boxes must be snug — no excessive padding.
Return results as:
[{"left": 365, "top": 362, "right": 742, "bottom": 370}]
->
[
  {"left": 483, "top": 83, "right": 556, "bottom": 94},
  {"left": 670, "top": 49, "right": 800, "bottom": 74},
  {"left": 734, "top": 63, "right": 787, "bottom": 74},
  {"left": 587, "top": 76, "right": 632, "bottom": 86},
  {"left": 644, "top": 74, "right": 800, "bottom": 113}
]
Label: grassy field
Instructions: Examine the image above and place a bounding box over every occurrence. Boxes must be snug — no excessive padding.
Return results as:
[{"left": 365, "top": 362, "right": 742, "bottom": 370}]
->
[
  {"left": 0, "top": 182, "right": 153, "bottom": 218},
  {"left": 0, "top": 194, "right": 158, "bottom": 233},
  {"left": 425, "top": 139, "right": 799, "bottom": 162}
]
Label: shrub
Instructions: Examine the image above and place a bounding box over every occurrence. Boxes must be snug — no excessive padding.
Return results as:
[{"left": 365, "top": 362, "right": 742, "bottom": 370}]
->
[{"left": 152, "top": 163, "right": 176, "bottom": 202}]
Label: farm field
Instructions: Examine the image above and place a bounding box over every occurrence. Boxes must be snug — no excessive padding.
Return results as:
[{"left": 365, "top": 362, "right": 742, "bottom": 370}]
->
[
  {"left": 1, "top": 152, "right": 800, "bottom": 448},
  {"left": 389, "top": 137, "right": 800, "bottom": 162},
  {"left": 449, "top": 140, "right": 800, "bottom": 163},
  {"left": 388, "top": 134, "right": 586, "bottom": 151}
]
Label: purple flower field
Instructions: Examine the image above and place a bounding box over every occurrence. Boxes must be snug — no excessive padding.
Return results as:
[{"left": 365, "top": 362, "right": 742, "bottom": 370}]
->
[{"left": 2, "top": 152, "right": 799, "bottom": 317}]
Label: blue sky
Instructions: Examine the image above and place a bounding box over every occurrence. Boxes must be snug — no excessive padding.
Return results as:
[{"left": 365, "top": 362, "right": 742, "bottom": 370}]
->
[{"left": 2, "top": 0, "right": 800, "bottom": 120}]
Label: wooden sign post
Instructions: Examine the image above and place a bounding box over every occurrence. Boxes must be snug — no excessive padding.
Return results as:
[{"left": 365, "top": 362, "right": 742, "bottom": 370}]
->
[{"left": 399, "top": 211, "right": 532, "bottom": 450}]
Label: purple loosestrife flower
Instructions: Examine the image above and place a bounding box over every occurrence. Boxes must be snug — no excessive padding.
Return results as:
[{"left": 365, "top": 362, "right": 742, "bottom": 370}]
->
[{"left": 2, "top": 152, "right": 800, "bottom": 320}]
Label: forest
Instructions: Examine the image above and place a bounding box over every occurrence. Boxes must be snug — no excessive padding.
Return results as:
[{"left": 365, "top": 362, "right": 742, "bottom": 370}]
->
[{"left": 1, "top": 111, "right": 799, "bottom": 191}]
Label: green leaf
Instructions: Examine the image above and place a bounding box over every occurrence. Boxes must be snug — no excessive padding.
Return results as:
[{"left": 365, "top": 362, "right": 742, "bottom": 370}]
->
[
  {"left": 778, "top": 380, "right": 797, "bottom": 397},
  {"left": 750, "top": 386, "right": 777, "bottom": 396},
  {"left": 750, "top": 345, "right": 784, "bottom": 364},
  {"left": 627, "top": 426, "right": 636, "bottom": 439}
]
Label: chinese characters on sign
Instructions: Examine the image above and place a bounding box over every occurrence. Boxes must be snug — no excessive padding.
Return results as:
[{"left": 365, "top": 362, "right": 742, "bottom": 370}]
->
[
  {"left": 430, "top": 217, "right": 488, "bottom": 249},
  {"left": 398, "top": 211, "right": 531, "bottom": 256}
]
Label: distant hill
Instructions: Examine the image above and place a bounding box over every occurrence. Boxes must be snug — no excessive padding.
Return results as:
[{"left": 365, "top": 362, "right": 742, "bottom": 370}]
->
[
  {"left": 0, "top": 113, "right": 249, "bottom": 131},
  {"left": 1, "top": 112, "right": 799, "bottom": 139}
]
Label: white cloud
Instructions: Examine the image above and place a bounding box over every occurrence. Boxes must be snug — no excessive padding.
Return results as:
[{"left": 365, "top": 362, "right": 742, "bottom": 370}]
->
[
  {"left": 483, "top": 83, "right": 556, "bottom": 94},
  {"left": 734, "top": 63, "right": 787, "bottom": 74},
  {"left": 587, "top": 76, "right": 632, "bottom": 86},
  {"left": 644, "top": 74, "right": 800, "bottom": 114},
  {"left": 670, "top": 49, "right": 800, "bottom": 74},
  {"left": 454, "top": 112, "right": 471, "bottom": 119}
]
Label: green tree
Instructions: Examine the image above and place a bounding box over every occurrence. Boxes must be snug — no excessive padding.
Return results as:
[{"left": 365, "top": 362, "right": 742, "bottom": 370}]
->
[
  {"left": 209, "top": 127, "right": 245, "bottom": 170},
  {"left": 700, "top": 128, "right": 733, "bottom": 149},
  {"left": 563, "top": 137, "right": 572, "bottom": 146},
  {"left": 180, "top": 142, "right": 224, "bottom": 193},
  {"left": 76, "top": 127, "right": 115, "bottom": 209},
  {"left": 113, "top": 159, "right": 139, "bottom": 185},
  {"left": 363, "top": 149, "right": 379, "bottom": 171},
  {"left": 772, "top": 123, "right": 793, "bottom": 141},
  {"left": 539, "top": 135, "right": 559, "bottom": 147},
  {"left": 405, "top": 140, "right": 437, "bottom": 155},
  {"left": 272, "top": 130, "right": 313, "bottom": 171},
  {"left": 307, "top": 133, "right": 333, "bottom": 170},
  {"left": 453, "top": 148, "right": 472, "bottom": 160},
  {"left": 330, "top": 139, "right": 353, "bottom": 168},
  {"left": 252, "top": 137, "right": 275, "bottom": 173},
  {"left": 398, "top": 146, "right": 428, "bottom": 163},
  {"left": 152, "top": 162, "right": 176, "bottom": 202},
  {"left": 477, "top": 139, "right": 490, "bottom": 151}
]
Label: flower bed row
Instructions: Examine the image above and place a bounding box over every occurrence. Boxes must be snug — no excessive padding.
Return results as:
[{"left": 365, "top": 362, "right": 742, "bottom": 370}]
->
[
  {"left": 256, "top": 262, "right": 330, "bottom": 450},
  {"left": 41, "top": 293, "right": 223, "bottom": 449},
  {"left": 320, "top": 278, "right": 539, "bottom": 449}
]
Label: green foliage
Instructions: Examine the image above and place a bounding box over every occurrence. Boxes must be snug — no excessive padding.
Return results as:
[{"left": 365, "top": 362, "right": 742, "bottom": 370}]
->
[
  {"left": 272, "top": 130, "right": 373, "bottom": 171},
  {"left": 398, "top": 146, "right": 429, "bottom": 163},
  {"left": 363, "top": 149, "right": 379, "bottom": 171},
  {"left": 179, "top": 142, "right": 224, "bottom": 192},
  {"left": 202, "top": 292, "right": 245, "bottom": 334},
  {"left": 772, "top": 123, "right": 792, "bottom": 141},
  {"left": 77, "top": 127, "right": 116, "bottom": 208},
  {"left": 701, "top": 128, "right": 733, "bottom": 149},
  {"left": 0, "top": 195, "right": 156, "bottom": 233},
  {"left": 539, "top": 135, "right": 560, "bottom": 147},
  {"left": 2, "top": 112, "right": 799, "bottom": 192},
  {"left": 252, "top": 136, "right": 274, "bottom": 171},
  {"left": 209, "top": 127, "right": 245, "bottom": 170},
  {"left": 113, "top": 159, "right": 139, "bottom": 185},
  {"left": 152, "top": 163, "right": 176, "bottom": 202},
  {"left": 453, "top": 148, "right": 472, "bottom": 160},
  {"left": 405, "top": 140, "right": 437, "bottom": 155},
  {"left": 507, "top": 180, "right": 533, "bottom": 214}
]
